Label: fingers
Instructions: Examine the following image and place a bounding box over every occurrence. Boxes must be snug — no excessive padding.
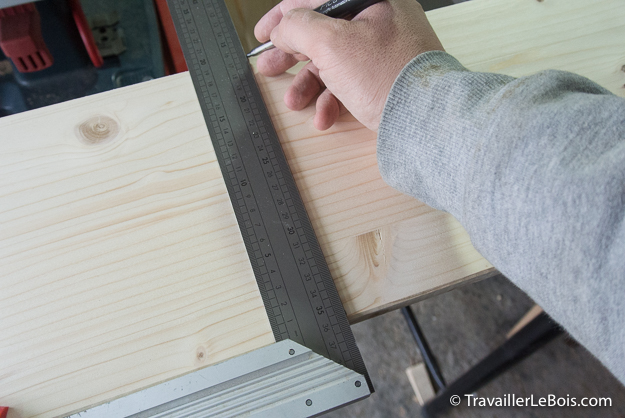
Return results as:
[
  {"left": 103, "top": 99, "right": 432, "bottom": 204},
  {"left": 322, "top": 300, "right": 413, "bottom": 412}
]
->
[
  {"left": 270, "top": 8, "right": 343, "bottom": 60},
  {"left": 254, "top": 0, "right": 325, "bottom": 42},
  {"left": 254, "top": 3, "right": 283, "bottom": 42},
  {"left": 284, "top": 62, "right": 340, "bottom": 130},
  {"left": 284, "top": 62, "right": 323, "bottom": 110},
  {"left": 314, "top": 89, "right": 340, "bottom": 131},
  {"left": 256, "top": 48, "right": 299, "bottom": 77},
  {"left": 255, "top": 1, "right": 332, "bottom": 76}
]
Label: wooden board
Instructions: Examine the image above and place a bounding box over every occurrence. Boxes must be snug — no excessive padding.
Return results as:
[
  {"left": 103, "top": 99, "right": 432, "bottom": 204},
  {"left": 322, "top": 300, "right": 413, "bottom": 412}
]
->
[
  {"left": 0, "top": 76, "right": 275, "bottom": 417},
  {"left": 406, "top": 363, "right": 436, "bottom": 406},
  {"left": 430, "top": 0, "right": 625, "bottom": 94},
  {"left": 1, "top": 0, "right": 624, "bottom": 416}
]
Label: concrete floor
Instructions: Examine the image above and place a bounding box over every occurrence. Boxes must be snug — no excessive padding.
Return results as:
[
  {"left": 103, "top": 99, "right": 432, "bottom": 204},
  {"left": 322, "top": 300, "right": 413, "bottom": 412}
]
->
[{"left": 324, "top": 275, "right": 625, "bottom": 417}]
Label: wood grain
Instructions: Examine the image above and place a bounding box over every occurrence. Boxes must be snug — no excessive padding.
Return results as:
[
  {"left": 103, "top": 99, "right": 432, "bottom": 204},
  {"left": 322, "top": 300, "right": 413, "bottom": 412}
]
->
[
  {"left": 0, "top": 77, "right": 274, "bottom": 417},
  {"left": 430, "top": 0, "right": 625, "bottom": 96},
  {"left": 1, "top": 0, "right": 623, "bottom": 416}
]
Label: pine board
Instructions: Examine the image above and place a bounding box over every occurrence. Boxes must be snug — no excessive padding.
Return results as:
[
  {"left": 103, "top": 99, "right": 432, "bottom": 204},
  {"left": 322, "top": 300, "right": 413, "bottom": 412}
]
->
[{"left": 1, "top": 0, "right": 624, "bottom": 416}]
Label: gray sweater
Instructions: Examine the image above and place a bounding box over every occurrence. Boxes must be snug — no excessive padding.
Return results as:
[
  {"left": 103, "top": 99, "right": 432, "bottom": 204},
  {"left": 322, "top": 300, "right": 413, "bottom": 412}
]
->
[{"left": 378, "top": 51, "right": 625, "bottom": 384}]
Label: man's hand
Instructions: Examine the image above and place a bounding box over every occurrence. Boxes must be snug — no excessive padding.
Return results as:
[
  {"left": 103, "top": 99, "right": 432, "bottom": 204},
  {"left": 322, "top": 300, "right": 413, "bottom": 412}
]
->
[{"left": 254, "top": 0, "right": 443, "bottom": 131}]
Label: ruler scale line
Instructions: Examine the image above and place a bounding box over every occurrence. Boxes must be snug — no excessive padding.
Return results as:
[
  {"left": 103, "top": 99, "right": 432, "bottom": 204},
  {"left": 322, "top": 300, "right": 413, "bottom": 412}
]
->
[
  {"left": 218, "top": 3, "right": 327, "bottom": 347},
  {"left": 186, "top": 0, "right": 310, "bottom": 348},
  {"left": 181, "top": 1, "right": 302, "bottom": 341},
  {"left": 206, "top": 2, "right": 310, "bottom": 344},
  {"left": 167, "top": 0, "right": 372, "bottom": 392}
]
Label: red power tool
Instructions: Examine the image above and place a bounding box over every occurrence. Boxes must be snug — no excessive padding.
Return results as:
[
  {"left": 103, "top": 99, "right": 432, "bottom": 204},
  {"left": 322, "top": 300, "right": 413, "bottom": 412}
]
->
[{"left": 0, "top": 0, "right": 102, "bottom": 73}]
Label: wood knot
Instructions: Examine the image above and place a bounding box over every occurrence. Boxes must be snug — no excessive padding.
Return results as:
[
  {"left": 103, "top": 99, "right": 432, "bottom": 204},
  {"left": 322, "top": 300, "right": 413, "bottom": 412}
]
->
[
  {"left": 195, "top": 346, "right": 208, "bottom": 365},
  {"left": 77, "top": 115, "right": 120, "bottom": 144},
  {"left": 357, "top": 229, "right": 385, "bottom": 268}
]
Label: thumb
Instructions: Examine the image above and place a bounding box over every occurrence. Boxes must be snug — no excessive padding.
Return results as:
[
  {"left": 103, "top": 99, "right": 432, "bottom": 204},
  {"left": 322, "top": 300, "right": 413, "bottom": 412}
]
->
[{"left": 270, "top": 8, "right": 343, "bottom": 60}]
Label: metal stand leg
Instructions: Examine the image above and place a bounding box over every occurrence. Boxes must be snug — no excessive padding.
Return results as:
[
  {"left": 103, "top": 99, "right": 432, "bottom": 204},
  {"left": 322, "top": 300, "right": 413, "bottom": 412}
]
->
[
  {"left": 402, "top": 307, "right": 446, "bottom": 392},
  {"left": 421, "top": 311, "right": 562, "bottom": 417}
]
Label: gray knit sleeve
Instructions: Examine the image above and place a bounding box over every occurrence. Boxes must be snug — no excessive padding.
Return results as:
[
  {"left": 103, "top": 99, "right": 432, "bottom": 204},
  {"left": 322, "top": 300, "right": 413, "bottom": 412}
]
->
[{"left": 378, "top": 51, "right": 625, "bottom": 383}]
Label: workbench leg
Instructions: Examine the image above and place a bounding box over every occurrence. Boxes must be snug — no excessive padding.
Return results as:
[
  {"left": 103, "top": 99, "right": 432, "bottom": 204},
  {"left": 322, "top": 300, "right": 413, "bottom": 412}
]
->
[
  {"left": 402, "top": 307, "right": 447, "bottom": 393},
  {"left": 421, "top": 311, "right": 562, "bottom": 417}
]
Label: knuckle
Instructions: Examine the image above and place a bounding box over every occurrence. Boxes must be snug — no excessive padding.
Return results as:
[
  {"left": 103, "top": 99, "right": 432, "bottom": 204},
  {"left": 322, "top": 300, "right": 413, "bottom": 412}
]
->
[
  {"left": 315, "top": 18, "right": 340, "bottom": 44},
  {"left": 282, "top": 8, "right": 303, "bottom": 25},
  {"left": 280, "top": 0, "right": 303, "bottom": 17},
  {"left": 327, "top": 21, "right": 353, "bottom": 52}
]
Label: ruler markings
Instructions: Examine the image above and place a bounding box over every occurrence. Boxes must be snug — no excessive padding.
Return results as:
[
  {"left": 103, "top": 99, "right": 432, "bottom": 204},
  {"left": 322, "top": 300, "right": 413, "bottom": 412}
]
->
[
  {"left": 168, "top": 0, "right": 370, "bottom": 389},
  {"left": 210, "top": 0, "right": 357, "bottom": 364},
  {"left": 177, "top": 0, "right": 308, "bottom": 346},
  {"left": 202, "top": 1, "right": 308, "bottom": 343},
  {"left": 204, "top": 0, "right": 320, "bottom": 346}
]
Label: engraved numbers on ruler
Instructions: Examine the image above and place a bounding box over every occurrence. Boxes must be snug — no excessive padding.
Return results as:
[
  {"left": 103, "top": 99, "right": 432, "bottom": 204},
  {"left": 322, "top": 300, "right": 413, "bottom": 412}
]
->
[
  {"left": 174, "top": 0, "right": 350, "bottom": 366},
  {"left": 175, "top": 0, "right": 304, "bottom": 344}
]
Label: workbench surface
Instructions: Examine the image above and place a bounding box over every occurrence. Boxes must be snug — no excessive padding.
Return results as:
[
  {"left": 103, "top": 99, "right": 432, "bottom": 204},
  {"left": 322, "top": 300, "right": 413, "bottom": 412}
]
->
[{"left": 1, "top": 0, "right": 623, "bottom": 416}]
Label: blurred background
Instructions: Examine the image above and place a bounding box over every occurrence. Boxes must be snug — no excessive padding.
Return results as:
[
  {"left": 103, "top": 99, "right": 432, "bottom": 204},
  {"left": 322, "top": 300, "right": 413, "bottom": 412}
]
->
[{"left": 0, "top": 0, "right": 465, "bottom": 117}]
